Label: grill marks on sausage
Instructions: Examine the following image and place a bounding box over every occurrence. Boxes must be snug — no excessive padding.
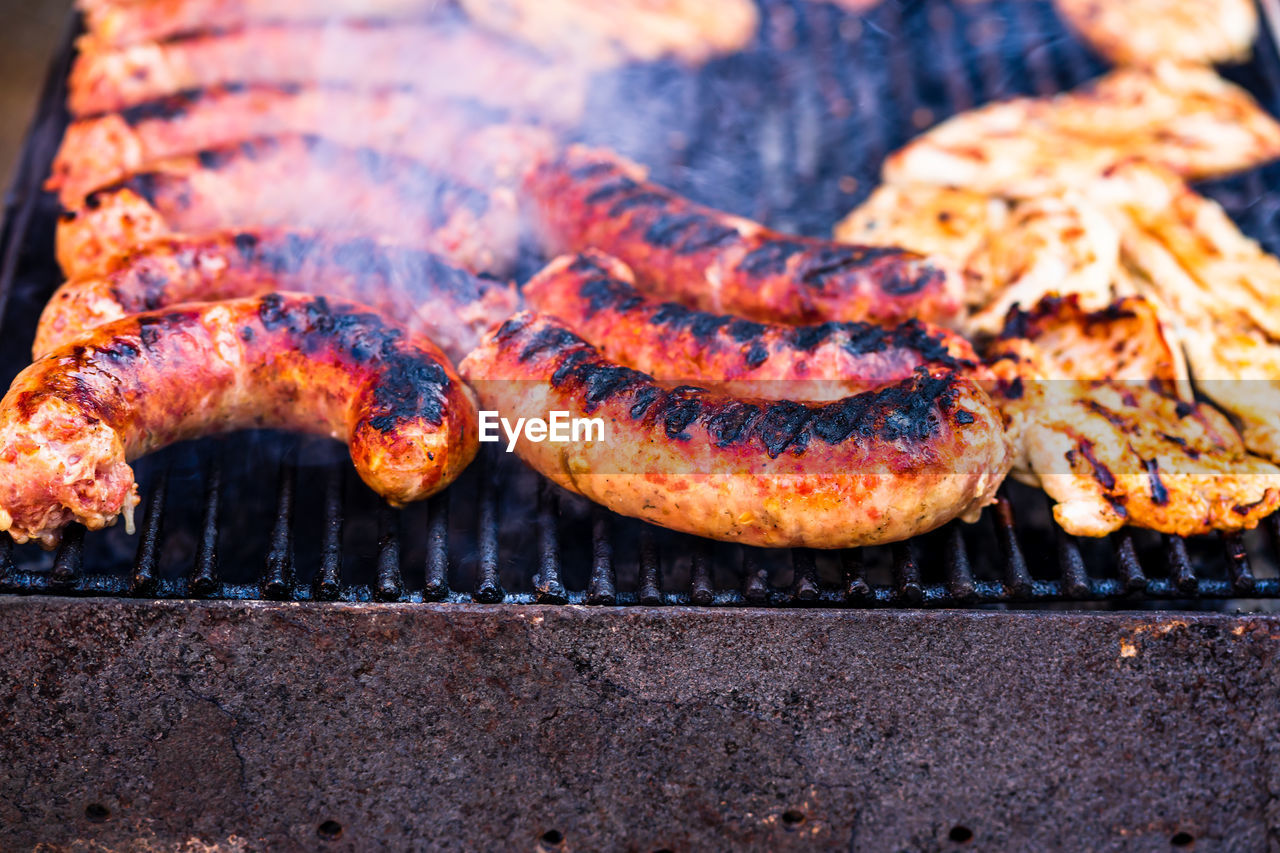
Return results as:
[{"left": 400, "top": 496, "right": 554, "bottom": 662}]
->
[
  {"left": 505, "top": 318, "right": 963, "bottom": 457},
  {"left": 255, "top": 293, "right": 451, "bottom": 427},
  {"left": 553, "top": 262, "right": 966, "bottom": 371},
  {"left": 24, "top": 296, "right": 452, "bottom": 432}
]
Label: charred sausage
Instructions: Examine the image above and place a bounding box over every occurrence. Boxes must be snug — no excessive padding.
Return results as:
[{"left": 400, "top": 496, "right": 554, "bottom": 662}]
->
[
  {"left": 34, "top": 229, "right": 519, "bottom": 362},
  {"left": 48, "top": 85, "right": 556, "bottom": 207},
  {"left": 0, "top": 293, "right": 478, "bottom": 548},
  {"left": 68, "top": 22, "right": 587, "bottom": 122},
  {"left": 458, "top": 312, "right": 1013, "bottom": 549},
  {"left": 523, "top": 145, "right": 964, "bottom": 326},
  {"left": 55, "top": 134, "right": 521, "bottom": 278},
  {"left": 524, "top": 250, "right": 981, "bottom": 401}
]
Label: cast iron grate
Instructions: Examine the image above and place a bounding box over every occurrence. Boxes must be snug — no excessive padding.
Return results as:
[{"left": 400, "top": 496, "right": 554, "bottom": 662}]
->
[{"left": 2, "top": 0, "right": 1280, "bottom": 609}]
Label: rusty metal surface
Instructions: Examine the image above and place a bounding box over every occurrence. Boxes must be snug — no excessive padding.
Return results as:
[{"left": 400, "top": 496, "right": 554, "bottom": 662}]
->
[{"left": 1, "top": 597, "right": 1277, "bottom": 851}]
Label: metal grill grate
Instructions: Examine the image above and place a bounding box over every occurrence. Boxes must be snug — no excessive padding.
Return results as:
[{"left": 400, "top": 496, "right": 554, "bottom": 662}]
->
[{"left": 3, "top": 0, "right": 1280, "bottom": 609}]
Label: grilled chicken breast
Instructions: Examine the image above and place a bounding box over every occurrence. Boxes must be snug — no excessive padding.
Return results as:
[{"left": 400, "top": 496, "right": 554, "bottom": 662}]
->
[
  {"left": 49, "top": 85, "right": 556, "bottom": 207},
  {"left": 1093, "top": 161, "right": 1280, "bottom": 462},
  {"left": 68, "top": 22, "right": 588, "bottom": 123},
  {"left": 884, "top": 63, "right": 1280, "bottom": 195},
  {"left": 990, "top": 295, "right": 1280, "bottom": 537},
  {"left": 55, "top": 135, "right": 521, "bottom": 279},
  {"left": 1055, "top": 0, "right": 1257, "bottom": 66},
  {"left": 836, "top": 184, "right": 1126, "bottom": 337},
  {"left": 459, "top": 0, "right": 758, "bottom": 66}
]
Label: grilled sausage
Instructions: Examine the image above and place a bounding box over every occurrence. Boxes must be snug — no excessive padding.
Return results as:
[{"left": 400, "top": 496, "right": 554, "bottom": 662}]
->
[
  {"left": 48, "top": 85, "right": 557, "bottom": 207},
  {"left": 0, "top": 293, "right": 479, "bottom": 548},
  {"left": 458, "top": 312, "right": 1013, "bottom": 549},
  {"left": 78, "top": 0, "right": 441, "bottom": 49},
  {"left": 524, "top": 250, "right": 981, "bottom": 401},
  {"left": 68, "top": 22, "right": 587, "bottom": 122},
  {"left": 34, "top": 229, "right": 519, "bottom": 362},
  {"left": 55, "top": 134, "right": 520, "bottom": 278},
  {"left": 523, "top": 145, "right": 964, "bottom": 326}
]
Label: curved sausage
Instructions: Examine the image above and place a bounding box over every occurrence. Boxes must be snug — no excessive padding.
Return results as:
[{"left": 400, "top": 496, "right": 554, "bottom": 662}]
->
[
  {"left": 524, "top": 250, "right": 981, "bottom": 401},
  {"left": 0, "top": 293, "right": 479, "bottom": 548},
  {"left": 523, "top": 145, "right": 964, "bottom": 326},
  {"left": 55, "top": 134, "right": 520, "bottom": 279},
  {"left": 458, "top": 312, "right": 1013, "bottom": 549},
  {"left": 34, "top": 229, "right": 519, "bottom": 362}
]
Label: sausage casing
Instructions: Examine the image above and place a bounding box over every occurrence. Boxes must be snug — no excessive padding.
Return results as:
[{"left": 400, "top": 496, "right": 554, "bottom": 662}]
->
[
  {"left": 55, "top": 134, "right": 520, "bottom": 278},
  {"left": 1, "top": 293, "right": 478, "bottom": 547},
  {"left": 35, "top": 229, "right": 519, "bottom": 363},
  {"left": 524, "top": 250, "right": 980, "bottom": 400},
  {"left": 523, "top": 145, "right": 963, "bottom": 326},
  {"left": 459, "top": 312, "right": 1013, "bottom": 549}
]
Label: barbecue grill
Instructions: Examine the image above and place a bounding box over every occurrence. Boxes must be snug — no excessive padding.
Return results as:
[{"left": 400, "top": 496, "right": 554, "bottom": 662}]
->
[{"left": 3, "top": 2, "right": 1280, "bottom": 850}]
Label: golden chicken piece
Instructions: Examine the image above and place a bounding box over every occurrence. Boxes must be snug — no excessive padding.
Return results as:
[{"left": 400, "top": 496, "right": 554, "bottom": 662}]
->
[
  {"left": 1093, "top": 161, "right": 1280, "bottom": 462},
  {"left": 883, "top": 63, "right": 1280, "bottom": 195},
  {"left": 990, "top": 295, "right": 1280, "bottom": 537},
  {"left": 834, "top": 184, "right": 1007, "bottom": 312},
  {"left": 458, "top": 0, "right": 759, "bottom": 66},
  {"left": 835, "top": 184, "right": 1124, "bottom": 337},
  {"left": 1055, "top": 0, "right": 1257, "bottom": 66}
]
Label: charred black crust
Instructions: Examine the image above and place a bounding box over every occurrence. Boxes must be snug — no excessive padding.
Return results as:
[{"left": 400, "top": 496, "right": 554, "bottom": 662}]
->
[
  {"left": 560, "top": 266, "right": 963, "bottom": 371},
  {"left": 795, "top": 245, "right": 904, "bottom": 291},
  {"left": 1076, "top": 439, "right": 1117, "bottom": 491},
  {"left": 643, "top": 213, "right": 739, "bottom": 254},
  {"left": 1145, "top": 457, "right": 1169, "bottom": 506},
  {"left": 737, "top": 241, "right": 806, "bottom": 277},
  {"left": 254, "top": 294, "right": 451, "bottom": 427},
  {"left": 576, "top": 275, "right": 646, "bottom": 317},
  {"left": 516, "top": 320, "right": 961, "bottom": 457}
]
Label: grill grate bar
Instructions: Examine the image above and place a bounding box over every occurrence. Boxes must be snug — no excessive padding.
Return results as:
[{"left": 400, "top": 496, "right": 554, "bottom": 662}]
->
[
  {"left": 130, "top": 467, "right": 168, "bottom": 597},
  {"left": 995, "top": 496, "right": 1033, "bottom": 597},
  {"left": 473, "top": 453, "right": 503, "bottom": 603},
  {"left": 262, "top": 457, "right": 296, "bottom": 600},
  {"left": 313, "top": 468, "right": 344, "bottom": 601},
  {"left": 1222, "top": 533, "right": 1257, "bottom": 595},
  {"left": 423, "top": 493, "right": 451, "bottom": 600},
  {"left": 1112, "top": 531, "right": 1147, "bottom": 594},
  {"left": 842, "top": 550, "right": 871, "bottom": 602},
  {"left": 1056, "top": 529, "right": 1091, "bottom": 599},
  {"left": 792, "top": 548, "right": 821, "bottom": 601},
  {"left": 586, "top": 509, "right": 617, "bottom": 605},
  {"left": 1, "top": 558, "right": 1278, "bottom": 604},
  {"left": 534, "top": 480, "right": 567, "bottom": 603},
  {"left": 374, "top": 503, "right": 404, "bottom": 601},
  {"left": 50, "top": 524, "right": 84, "bottom": 586},
  {"left": 742, "top": 549, "right": 769, "bottom": 603},
  {"left": 1163, "top": 534, "right": 1198, "bottom": 594},
  {"left": 690, "top": 540, "right": 714, "bottom": 606},
  {"left": 637, "top": 530, "right": 662, "bottom": 605},
  {"left": 190, "top": 457, "right": 222, "bottom": 597},
  {"left": 891, "top": 542, "right": 923, "bottom": 604},
  {"left": 944, "top": 525, "right": 977, "bottom": 602}
]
